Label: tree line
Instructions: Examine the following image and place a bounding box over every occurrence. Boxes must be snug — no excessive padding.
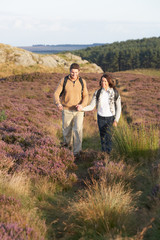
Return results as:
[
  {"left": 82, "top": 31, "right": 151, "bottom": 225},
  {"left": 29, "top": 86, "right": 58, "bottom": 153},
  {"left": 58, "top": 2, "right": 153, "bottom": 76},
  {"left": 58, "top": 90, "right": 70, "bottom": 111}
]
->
[{"left": 72, "top": 37, "right": 160, "bottom": 72}]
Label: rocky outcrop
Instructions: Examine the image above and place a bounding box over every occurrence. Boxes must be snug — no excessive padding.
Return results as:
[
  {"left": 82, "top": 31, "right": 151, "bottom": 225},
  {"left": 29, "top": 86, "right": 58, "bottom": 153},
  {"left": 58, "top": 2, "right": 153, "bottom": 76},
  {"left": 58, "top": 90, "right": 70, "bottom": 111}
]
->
[{"left": 0, "top": 43, "right": 103, "bottom": 73}]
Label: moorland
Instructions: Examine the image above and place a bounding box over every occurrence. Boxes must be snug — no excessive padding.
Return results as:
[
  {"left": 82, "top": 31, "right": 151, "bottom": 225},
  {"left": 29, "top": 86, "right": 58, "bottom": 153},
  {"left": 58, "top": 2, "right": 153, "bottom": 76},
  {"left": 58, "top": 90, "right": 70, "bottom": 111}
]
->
[
  {"left": 0, "top": 69, "right": 160, "bottom": 239},
  {"left": 0, "top": 40, "right": 160, "bottom": 239}
]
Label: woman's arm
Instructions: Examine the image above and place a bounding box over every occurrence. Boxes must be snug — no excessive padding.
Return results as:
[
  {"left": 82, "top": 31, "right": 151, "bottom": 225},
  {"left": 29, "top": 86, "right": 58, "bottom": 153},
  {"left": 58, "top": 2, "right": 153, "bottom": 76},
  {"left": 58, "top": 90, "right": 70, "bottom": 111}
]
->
[
  {"left": 82, "top": 91, "right": 97, "bottom": 112},
  {"left": 114, "top": 95, "right": 121, "bottom": 123}
]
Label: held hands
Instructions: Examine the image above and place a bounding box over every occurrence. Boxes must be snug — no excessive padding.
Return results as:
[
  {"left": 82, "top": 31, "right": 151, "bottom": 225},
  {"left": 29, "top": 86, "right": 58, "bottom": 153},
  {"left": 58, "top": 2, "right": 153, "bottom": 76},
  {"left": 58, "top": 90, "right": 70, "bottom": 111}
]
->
[
  {"left": 57, "top": 103, "right": 63, "bottom": 111},
  {"left": 57, "top": 103, "right": 82, "bottom": 111},
  {"left": 76, "top": 104, "right": 83, "bottom": 111}
]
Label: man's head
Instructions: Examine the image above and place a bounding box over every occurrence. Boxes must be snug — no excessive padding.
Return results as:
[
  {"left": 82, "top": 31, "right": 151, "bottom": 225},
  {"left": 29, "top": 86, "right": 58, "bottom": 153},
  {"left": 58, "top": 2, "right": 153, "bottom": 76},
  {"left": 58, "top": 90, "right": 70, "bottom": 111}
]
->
[{"left": 70, "top": 63, "right": 80, "bottom": 80}]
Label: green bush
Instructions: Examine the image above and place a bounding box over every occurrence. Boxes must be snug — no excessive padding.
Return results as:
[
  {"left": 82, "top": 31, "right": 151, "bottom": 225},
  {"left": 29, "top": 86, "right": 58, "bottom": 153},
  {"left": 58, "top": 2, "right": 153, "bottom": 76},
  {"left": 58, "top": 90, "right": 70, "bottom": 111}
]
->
[{"left": 0, "top": 110, "right": 7, "bottom": 122}]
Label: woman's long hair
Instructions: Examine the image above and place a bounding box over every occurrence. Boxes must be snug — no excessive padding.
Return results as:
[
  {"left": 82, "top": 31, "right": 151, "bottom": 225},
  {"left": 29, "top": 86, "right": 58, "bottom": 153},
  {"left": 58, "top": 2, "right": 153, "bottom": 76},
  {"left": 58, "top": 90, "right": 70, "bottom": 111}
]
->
[{"left": 99, "top": 74, "right": 116, "bottom": 89}]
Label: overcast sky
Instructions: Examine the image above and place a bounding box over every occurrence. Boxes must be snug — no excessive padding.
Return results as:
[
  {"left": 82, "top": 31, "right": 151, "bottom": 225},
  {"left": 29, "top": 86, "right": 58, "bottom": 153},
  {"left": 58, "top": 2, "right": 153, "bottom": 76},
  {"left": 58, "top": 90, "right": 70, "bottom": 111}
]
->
[{"left": 1, "top": 0, "right": 160, "bottom": 46}]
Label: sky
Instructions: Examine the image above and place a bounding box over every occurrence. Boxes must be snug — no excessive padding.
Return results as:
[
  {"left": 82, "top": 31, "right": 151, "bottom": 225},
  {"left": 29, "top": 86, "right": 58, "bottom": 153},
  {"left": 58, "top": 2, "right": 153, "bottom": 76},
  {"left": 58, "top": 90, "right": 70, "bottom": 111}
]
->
[{"left": 0, "top": 0, "right": 160, "bottom": 47}]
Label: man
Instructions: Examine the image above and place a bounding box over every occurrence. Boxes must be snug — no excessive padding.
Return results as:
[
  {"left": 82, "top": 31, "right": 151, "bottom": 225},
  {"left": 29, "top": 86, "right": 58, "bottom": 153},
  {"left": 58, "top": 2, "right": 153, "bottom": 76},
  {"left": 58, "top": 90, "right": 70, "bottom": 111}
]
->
[{"left": 53, "top": 63, "right": 88, "bottom": 156}]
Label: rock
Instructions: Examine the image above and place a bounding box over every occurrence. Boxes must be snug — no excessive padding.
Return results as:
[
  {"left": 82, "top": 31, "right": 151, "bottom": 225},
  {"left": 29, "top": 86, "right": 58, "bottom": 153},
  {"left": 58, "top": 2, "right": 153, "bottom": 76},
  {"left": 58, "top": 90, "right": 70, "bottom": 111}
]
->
[
  {"left": 14, "top": 50, "right": 37, "bottom": 66},
  {"left": 0, "top": 43, "right": 103, "bottom": 73},
  {"left": 40, "top": 55, "right": 58, "bottom": 67}
]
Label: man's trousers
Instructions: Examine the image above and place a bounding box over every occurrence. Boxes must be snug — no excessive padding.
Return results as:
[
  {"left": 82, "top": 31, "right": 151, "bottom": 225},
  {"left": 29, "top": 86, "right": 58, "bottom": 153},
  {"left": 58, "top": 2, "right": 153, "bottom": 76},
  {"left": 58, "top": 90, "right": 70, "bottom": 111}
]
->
[{"left": 62, "top": 110, "right": 84, "bottom": 155}]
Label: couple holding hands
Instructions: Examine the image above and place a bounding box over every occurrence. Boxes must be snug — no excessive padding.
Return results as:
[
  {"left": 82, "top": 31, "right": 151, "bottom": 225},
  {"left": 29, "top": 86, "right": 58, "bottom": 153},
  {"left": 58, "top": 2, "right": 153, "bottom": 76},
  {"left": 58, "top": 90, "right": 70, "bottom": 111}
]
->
[{"left": 53, "top": 63, "right": 121, "bottom": 157}]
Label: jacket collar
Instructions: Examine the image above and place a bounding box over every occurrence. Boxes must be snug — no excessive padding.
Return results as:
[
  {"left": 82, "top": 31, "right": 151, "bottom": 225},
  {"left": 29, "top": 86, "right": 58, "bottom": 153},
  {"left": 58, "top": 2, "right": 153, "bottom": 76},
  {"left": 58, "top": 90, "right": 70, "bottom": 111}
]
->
[{"left": 102, "top": 87, "right": 112, "bottom": 93}]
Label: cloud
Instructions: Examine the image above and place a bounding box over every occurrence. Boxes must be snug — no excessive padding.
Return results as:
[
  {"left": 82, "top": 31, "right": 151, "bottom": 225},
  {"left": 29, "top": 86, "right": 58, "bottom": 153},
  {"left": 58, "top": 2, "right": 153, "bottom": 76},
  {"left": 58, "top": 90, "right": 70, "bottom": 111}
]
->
[
  {"left": 13, "top": 19, "right": 23, "bottom": 29},
  {"left": 0, "top": 12, "right": 71, "bottom": 32},
  {"left": 0, "top": 11, "right": 160, "bottom": 46}
]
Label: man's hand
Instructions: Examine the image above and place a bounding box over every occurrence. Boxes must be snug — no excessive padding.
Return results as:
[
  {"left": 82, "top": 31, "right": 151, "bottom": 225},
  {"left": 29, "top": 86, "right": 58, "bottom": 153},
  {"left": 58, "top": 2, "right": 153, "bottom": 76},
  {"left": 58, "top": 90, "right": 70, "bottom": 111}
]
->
[
  {"left": 113, "top": 120, "right": 118, "bottom": 127},
  {"left": 57, "top": 103, "right": 63, "bottom": 111},
  {"left": 76, "top": 104, "right": 83, "bottom": 111}
]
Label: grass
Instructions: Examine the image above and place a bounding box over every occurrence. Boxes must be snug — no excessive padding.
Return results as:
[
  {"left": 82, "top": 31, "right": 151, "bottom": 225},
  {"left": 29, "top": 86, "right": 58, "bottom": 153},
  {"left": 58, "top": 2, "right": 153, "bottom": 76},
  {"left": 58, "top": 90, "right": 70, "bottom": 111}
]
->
[
  {"left": 47, "top": 114, "right": 159, "bottom": 239},
  {"left": 0, "top": 171, "right": 47, "bottom": 239},
  {"left": 67, "top": 177, "right": 138, "bottom": 238},
  {"left": 0, "top": 63, "right": 68, "bottom": 78},
  {"left": 0, "top": 110, "right": 7, "bottom": 122},
  {"left": 112, "top": 117, "right": 159, "bottom": 162},
  {"left": 123, "top": 69, "right": 160, "bottom": 77},
  {"left": 82, "top": 111, "right": 101, "bottom": 150}
]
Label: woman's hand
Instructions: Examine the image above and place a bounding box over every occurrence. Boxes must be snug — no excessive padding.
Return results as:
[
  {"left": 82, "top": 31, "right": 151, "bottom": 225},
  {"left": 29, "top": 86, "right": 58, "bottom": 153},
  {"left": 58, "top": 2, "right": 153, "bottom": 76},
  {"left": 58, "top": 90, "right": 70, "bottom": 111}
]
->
[{"left": 113, "top": 120, "right": 118, "bottom": 127}]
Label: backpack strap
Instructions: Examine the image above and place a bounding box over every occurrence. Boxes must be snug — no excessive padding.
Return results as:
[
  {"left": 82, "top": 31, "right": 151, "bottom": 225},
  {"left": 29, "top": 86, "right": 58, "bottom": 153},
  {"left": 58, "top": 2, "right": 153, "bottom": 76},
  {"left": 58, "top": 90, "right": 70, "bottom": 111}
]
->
[
  {"left": 96, "top": 88, "right": 102, "bottom": 102},
  {"left": 60, "top": 75, "right": 84, "bottom": 97},
  {"left": 114, "top": 88, "right": 119, "bottom": 102},
  {"left": 79, "top": 77, "right": 84, "bottom": 94},
  {"left": 60, "top": 75, "right": 68, "bottom": 97}
]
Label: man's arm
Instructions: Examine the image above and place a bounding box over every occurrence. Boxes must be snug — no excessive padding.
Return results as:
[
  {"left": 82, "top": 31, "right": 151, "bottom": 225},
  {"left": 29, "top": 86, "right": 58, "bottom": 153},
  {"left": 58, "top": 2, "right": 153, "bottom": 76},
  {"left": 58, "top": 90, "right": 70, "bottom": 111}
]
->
[{"left": 53, "top": 78, "right": 64, "bottom": 110}]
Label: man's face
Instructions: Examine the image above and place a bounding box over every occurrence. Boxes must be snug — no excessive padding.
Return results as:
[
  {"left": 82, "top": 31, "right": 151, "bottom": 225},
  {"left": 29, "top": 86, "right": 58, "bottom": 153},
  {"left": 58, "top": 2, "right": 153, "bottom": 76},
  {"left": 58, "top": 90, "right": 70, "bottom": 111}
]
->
[{"left": 70, "top": 69, "right": 79, "bottom": 80}]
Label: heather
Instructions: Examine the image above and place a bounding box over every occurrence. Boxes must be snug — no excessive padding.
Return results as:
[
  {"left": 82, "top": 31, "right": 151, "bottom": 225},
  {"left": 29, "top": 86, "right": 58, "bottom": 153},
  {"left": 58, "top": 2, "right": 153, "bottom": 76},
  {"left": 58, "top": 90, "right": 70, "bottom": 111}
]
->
[
  {"left": 0, "top": 71, "right": 160, "bottom": 239},
  {"left": 112, "top": 71, "right": 160, "bottom": 126},
  {"left": 0, "top": 177, "right": 46, "bottom": 239},
  {"left": 0, "top": 73, "right": 77, "bottom": 183}
]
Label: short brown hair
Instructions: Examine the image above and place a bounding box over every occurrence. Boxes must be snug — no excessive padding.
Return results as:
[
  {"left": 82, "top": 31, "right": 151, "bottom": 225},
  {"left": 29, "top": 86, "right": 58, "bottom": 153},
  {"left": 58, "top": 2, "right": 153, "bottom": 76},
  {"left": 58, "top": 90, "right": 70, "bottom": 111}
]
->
[{"left": 70, "top": 63, "right": 80, "bottom": 71}]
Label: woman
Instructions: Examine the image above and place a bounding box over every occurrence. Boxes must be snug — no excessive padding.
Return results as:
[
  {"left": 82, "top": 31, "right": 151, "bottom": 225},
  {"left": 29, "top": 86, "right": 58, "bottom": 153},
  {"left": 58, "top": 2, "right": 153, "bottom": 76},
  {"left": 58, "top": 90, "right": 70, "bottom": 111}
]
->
[{"left": 77, "top": 74, "right": 121, "bottom": 154}]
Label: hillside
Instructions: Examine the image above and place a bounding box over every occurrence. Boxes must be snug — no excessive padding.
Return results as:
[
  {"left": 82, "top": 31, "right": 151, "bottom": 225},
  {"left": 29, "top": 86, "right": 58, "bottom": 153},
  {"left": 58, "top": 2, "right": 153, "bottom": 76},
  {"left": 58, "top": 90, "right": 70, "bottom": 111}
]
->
[
  {"left": 0, "top": 43, "right": 103, "bottom": 78},
  {"left": 0, "top": 71, "right": 160, "bottom": 239},
  {"left": 1, "top": 70, "right": 159, "bottom": 127},
  {"left": 112, "top": 71, "right": 160, "bottom": 126},
  {"left": 73, "top": 37, "right": 160, "bottom": 72}
]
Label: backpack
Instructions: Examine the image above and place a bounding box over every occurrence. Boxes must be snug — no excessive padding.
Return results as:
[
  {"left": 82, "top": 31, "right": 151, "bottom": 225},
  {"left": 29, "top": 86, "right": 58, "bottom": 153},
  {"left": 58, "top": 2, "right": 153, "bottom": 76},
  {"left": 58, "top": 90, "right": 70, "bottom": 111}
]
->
[
  {"left": 96, "top": 88, "right": 119, "bottom": 106},
  {"left": 60, "top": 75, "right": 84, "bottom": 97}
]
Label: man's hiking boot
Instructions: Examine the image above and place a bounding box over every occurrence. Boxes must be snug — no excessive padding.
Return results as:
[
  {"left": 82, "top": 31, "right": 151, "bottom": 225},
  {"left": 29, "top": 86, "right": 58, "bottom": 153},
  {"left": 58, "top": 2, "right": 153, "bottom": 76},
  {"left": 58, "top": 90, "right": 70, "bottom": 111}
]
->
[
  {"left": 60, "top": 142, "right": 72, "bottom": 150},
  {"left": 60, "top": 142, "right": 68, "bottom": 147}
]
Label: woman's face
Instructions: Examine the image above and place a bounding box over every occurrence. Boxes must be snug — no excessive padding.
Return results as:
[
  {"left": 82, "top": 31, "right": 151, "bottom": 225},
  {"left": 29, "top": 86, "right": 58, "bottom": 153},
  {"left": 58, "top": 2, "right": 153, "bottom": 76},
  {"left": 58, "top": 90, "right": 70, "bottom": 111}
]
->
[{"left": 101, "top": 77, "right": 109, "bottom": 90}]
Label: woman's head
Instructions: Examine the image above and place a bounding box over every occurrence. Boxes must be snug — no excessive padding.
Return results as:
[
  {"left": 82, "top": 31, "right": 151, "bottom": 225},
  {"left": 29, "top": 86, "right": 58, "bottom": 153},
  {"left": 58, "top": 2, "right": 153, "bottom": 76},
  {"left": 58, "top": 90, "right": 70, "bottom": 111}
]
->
[{"left": 99, "top": 74, "right": 115, "bottom": 89}]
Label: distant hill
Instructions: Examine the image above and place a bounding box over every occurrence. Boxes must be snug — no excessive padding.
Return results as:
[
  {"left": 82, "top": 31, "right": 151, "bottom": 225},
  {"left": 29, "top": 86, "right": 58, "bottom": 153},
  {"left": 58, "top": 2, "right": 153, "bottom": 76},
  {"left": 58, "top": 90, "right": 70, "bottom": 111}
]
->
[
  {"left": 19, "top": 43, "right": 105, "bottom": 54},
  {"left": 72, "top": 37, "right": 160, "bottom": 72},
  {"left": 0, "top": 43, "right": 103, "bottom": 78}
]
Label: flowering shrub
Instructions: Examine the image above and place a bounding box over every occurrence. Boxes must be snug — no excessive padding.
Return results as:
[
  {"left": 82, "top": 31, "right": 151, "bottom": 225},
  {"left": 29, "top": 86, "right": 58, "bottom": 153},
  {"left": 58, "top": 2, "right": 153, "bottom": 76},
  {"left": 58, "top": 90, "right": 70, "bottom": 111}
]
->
[
  {"left": 17, "top": 144, "right": 76, "bottom": 184},
  {"left": 112, "top": 72, "right": 160, "bottom": 126},
  {"left": 88, "top": 159, "right": 135, "bottom": 183},
  {"left": 0, "top": 222, "right": 44, "bottom": 240},
  {"left": 0, "top": 126, "right": 76, "bottom": 184},
  {"left": 0, "top": 142, "right": 14, "bottom": 172},
  {"left": 0, "top": 71, "right": 160, "bottom": 239},
  {"left": 0, "top": 194, "right": 21, "bottom": 207},
  {"left": 0, "top": 194, "right": 46, "bottom": 239},
  {"left": 0, "top": 79, "right": 76, "bottom": 184},
  {"left": 88, "top": 160, "right": 106, "bottom": 179}
]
